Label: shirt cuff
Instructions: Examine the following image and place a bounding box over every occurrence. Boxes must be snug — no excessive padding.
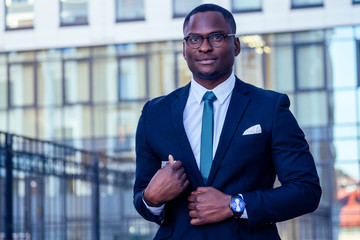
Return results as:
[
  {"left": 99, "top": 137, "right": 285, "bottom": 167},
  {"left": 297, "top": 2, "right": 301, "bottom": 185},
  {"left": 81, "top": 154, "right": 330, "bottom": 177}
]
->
[
  {"left": 241, "top": 208, "right": 248, "bottom": 219},
  {"left": 239, "top": 194, "right": 248, "bottom": 219},
  {"left": 142, "top": 198, "right": 165, "bottom": 216}
]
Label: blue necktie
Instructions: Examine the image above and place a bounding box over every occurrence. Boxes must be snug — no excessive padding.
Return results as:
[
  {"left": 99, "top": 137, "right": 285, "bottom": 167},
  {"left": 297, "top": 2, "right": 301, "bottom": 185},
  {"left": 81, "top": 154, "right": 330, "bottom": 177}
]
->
[{"left": 200, "top": 91, "right": 217, "bottom": 184}]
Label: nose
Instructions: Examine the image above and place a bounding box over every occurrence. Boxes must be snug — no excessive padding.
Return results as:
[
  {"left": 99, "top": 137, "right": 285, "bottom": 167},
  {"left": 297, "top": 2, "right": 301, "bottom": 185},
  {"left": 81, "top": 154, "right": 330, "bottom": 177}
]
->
[{"left": 198, "top": 38, "right": 213, "bottom": 52}]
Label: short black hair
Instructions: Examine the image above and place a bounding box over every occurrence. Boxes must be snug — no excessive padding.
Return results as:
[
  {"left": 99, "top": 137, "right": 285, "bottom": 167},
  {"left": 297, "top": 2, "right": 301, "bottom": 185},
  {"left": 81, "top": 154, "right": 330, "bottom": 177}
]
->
[{"left": 183, "top": 4, "right": 236, "bottom": 34}]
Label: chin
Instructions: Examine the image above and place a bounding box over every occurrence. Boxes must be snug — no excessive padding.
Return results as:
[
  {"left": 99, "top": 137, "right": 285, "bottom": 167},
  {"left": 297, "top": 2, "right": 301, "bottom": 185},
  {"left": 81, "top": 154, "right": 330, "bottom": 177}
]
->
[{"left": 195, "top": 71, "right": 223, "bottom": 81}]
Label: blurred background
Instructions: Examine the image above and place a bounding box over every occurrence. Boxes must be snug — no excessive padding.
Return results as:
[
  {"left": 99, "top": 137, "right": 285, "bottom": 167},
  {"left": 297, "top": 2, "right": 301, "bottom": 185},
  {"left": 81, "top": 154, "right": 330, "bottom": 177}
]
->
[{"left": 0, "top": 0, "right": 359, "bottom": 239}]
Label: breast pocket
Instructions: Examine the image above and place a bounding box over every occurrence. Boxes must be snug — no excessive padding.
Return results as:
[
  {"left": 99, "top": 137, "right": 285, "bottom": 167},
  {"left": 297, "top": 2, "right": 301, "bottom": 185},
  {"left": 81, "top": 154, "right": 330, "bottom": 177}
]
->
[
  {"left": 230, "top": 132, "right": 270, "bottom": 162},
  {"left": 236, "top": 131, "right": 269, "bottom": 146}
]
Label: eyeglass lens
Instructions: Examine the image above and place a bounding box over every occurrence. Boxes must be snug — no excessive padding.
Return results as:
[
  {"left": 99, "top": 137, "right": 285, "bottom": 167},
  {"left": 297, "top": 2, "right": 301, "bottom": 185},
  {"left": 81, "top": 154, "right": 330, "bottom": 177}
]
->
[{"left": 187, "top": 34, "right": 225, "bottom": 48}]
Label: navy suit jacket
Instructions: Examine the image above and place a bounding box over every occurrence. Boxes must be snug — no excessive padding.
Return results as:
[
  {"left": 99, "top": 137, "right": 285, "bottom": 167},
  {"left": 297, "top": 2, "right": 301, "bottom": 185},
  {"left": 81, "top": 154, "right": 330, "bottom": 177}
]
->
[{"left": 133, "top": 77, "right": 321, "bottom": 240}]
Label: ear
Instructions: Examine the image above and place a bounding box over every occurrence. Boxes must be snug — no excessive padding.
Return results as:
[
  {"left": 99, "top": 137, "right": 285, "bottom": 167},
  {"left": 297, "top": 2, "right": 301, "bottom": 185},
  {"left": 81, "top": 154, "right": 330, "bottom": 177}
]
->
[
  {"left": 234, "top": 37, "right": 241, "bottom": 56},
  {"left": 183, "top": 41, "right": 187, "bottom": 60}
]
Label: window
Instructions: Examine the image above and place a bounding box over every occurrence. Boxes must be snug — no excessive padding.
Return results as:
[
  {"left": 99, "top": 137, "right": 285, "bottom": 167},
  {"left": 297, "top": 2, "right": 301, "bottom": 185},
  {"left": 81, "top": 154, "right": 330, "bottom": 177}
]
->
[
  {"left": 64, "top": 106, "right": 91, "bottom": 140},
  {"left": 37, "top": 50, "right": 62, "bottom": 106},
  {"left": 266, "top": 45, "right": 295, "bottom": 92},
  {"left": 60, "top": 0, "right": 88, "bottom": 26},
  {"left": 176, "top": 52, "right": 192, "bottom": 87},
  {"left": 235, "top": 46, "right": 264, "bottom": 88},
  {"left": 64, "top": 60, "right": 90, "bottom": 104},
  {"left": 93, "top": 57, "right": 117, "bottom": 103},
  {"left": 9, "top": 108, "right": 36, "bottom": 137},
  {"left": 333, "top": 90, "right": 357, "bottom": 124},
  {"left": 327, "top": 40, "right": 357, "bottom": 89},
  {"left": 0, "top": 55, "right": 7, "bottom": 109},
  {"left": 118, "top": 57, "right": 147, "bottom": 100},
  {"left": 294, "top": 43, "right": 325, "bottom": 90},
  {"left": 173, "top": 0, "right": 202, "bottom": 18},
  {"left": 296, "top": 91, "right": 328, "bottom": 127},
  {"left": 5, "top": 0, "right": 34, "bottom": 30},
  {"left": 357, "top": 40, "right": 360, "bottom": 87},
  {"left": 292, "top": 0, "right": 323, "bottom": 8},
  {"left": 0, "top": 111, "right": 7, "bottom": 132},
  {"left": 38, "top": 108, "right": 63, "bottom": 140},
  {"left": 116, "top": 0, "right": 145, "bottom": 22},
  {"left": 232, "top": 0, "right": 262, "bottom": 13},
  {"left": 9, "top": 63, "right": 35, "bottom": 107}
]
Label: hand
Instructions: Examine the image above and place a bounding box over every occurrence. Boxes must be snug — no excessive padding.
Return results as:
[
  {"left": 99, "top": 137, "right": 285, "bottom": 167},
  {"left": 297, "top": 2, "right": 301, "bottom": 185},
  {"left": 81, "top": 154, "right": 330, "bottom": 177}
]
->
[
  {"left": 188, "top": 187, "right": 233, "bottom": 225},
  {"left": 144, "top": 155, "right": 189, "bottom": 206}
]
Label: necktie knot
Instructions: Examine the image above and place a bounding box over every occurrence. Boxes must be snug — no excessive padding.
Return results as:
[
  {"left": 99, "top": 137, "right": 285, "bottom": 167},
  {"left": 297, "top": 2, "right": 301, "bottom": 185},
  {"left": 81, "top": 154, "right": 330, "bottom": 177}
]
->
[{"left": 203, "top": 91, "right": 217, "bottom": 102}]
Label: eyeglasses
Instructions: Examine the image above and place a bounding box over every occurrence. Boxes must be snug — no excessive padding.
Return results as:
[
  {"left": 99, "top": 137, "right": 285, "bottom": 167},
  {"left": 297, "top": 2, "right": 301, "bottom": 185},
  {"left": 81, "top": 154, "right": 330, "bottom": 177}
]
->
[{"left": 184, "top": 33, "right": 236, "bottom": 49}]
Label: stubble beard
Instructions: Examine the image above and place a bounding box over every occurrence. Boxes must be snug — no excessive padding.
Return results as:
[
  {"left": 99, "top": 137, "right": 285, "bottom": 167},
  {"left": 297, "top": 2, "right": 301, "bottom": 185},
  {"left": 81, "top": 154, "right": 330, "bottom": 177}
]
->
[{"left": 193, "top": 67, "right": 232, "bottom": 82}]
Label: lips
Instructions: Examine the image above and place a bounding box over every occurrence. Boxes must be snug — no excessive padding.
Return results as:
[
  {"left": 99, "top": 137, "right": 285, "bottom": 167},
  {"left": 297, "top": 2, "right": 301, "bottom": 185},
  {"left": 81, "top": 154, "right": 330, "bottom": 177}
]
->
[{"left": 196, "top": 57, "right": 217, "bottom": 64}]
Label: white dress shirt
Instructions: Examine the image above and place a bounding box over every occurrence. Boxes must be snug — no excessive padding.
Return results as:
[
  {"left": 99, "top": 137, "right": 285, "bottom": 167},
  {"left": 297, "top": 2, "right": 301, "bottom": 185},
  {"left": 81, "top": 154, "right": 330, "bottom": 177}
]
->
[
  {"left": 144, "top": 73, "right": 248, "bottom": 218},
  {"left": 183, "top": 73, "right": 235, "bottom": 168}
]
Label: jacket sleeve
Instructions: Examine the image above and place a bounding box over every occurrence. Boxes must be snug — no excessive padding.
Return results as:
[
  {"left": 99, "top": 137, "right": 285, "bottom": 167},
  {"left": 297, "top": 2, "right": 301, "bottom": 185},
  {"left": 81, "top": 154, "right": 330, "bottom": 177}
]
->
[
  {"left": 133, "top": 101, "right": 164, "bottom": 224},
  {"left": 243, "top": 94, "right": 322, "bottom": 230}
]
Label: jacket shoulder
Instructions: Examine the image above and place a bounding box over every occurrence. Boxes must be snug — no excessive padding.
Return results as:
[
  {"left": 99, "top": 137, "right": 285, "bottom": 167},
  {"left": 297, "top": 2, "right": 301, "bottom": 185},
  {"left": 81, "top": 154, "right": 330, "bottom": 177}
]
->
[
  {"left": 236, "top": 78, "right": 284, "bottom": 102},
  {"left": 145, "top": 84, "right": 189, "bottom": 110}
]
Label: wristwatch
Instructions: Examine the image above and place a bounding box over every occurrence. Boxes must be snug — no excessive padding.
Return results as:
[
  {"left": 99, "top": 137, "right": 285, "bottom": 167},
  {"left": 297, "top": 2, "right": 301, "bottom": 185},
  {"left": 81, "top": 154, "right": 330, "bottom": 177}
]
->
[{"left": 229, "top": 195, "right": 246, "bottom": 218}]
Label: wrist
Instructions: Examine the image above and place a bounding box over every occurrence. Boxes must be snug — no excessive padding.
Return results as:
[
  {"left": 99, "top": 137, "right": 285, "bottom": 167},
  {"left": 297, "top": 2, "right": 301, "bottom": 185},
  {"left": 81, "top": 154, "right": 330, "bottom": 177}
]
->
[
  {"left": 142, "top": 189, "right": 163, "bottom": 207},
  {"left": 225, "top": 195, "right": 233, "bottom": 218}
]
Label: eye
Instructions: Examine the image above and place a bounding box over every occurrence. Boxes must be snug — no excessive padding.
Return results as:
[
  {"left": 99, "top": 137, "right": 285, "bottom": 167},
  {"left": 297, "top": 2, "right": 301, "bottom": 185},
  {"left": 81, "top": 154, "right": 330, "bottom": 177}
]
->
[
  {"left": 210, "top": 34, "right": 223, "bottom": 42},
  {"left": 188, "top": 35, "right": 201, "bottom": 43}
]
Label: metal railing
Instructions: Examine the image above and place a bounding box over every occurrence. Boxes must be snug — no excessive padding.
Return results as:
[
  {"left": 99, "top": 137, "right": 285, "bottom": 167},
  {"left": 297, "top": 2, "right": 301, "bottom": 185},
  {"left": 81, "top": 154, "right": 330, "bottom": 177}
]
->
[{"left": 0, "top": 131, "right": 157, "bottom": 240}]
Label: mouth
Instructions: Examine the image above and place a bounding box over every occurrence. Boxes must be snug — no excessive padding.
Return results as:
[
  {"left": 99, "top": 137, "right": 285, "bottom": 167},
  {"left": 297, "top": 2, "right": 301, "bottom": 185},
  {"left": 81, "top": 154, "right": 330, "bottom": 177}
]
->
[{"left": 196, "top": 57, "right": 217, "bottom": 65}]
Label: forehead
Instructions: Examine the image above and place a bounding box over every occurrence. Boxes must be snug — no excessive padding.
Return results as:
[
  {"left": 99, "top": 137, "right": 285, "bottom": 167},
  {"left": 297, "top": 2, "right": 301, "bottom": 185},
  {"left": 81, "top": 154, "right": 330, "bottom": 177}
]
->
[{"left": 184, "top": 11, "right": 230, "bottom": 35}]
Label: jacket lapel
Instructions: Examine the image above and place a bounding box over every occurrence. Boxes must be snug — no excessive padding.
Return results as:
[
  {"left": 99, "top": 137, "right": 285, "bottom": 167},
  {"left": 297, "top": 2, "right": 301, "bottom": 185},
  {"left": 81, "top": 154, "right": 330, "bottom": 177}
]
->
[
  {"left": 171, "top": 84, "right": 204, "bottom": 187},
  {"left": 207, "top": 78, "right": 251, "bottom": 185}
]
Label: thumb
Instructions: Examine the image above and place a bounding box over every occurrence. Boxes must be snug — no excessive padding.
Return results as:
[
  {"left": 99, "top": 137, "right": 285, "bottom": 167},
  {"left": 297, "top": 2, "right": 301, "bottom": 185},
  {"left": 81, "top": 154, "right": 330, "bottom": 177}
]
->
[
  {"left": 168, "top": 154, "right": 175, "bottom": 164},
  {"left": 192, "top": 187, "right": 207, "bottom": 195}
]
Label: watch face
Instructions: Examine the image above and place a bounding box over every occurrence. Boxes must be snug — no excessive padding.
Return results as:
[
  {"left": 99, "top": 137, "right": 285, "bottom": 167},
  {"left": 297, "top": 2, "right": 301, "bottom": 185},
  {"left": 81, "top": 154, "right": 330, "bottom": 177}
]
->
[{"left": 231, "top": 198, "right": 245, "bottom": 213}]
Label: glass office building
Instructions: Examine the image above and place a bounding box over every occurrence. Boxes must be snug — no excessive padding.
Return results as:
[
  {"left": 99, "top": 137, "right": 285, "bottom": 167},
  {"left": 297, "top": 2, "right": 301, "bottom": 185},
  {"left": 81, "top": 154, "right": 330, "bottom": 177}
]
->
[{"left": 0, "top": 0, "right": 359, "bottom": 239}]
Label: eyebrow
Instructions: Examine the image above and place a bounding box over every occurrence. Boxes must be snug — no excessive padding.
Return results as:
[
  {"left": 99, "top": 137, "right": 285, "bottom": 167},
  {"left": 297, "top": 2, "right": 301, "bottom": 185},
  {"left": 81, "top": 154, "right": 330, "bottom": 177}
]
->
[{"left": 186, "top": 31, "right": 227, "bottom": 36}]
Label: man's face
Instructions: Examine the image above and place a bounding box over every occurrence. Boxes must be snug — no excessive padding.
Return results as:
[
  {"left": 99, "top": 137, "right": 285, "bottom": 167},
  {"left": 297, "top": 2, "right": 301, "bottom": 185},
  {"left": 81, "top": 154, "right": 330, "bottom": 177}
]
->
[{"left": 183, "top": 11, "right": 240, "bottom": 86}]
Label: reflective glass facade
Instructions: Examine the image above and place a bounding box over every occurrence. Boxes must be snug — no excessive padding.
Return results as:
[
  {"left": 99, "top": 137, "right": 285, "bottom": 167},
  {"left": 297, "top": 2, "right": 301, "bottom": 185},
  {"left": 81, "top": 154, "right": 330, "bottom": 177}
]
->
[{"left": 0, "top": 25, "right": 360, "bottom": 239}]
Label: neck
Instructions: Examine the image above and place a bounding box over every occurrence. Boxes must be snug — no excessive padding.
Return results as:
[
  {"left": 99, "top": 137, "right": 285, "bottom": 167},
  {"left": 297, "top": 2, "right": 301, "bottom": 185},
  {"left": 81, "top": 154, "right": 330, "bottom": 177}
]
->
[{"left": 193, "top": 72, "right": 232, "bottom": 90}]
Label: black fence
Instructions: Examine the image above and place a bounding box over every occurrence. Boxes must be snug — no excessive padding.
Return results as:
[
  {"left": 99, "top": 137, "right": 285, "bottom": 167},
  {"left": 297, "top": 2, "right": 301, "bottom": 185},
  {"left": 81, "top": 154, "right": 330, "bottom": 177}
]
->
[{"left": 0, "top": 131, "right": 157, "bottom": 240}]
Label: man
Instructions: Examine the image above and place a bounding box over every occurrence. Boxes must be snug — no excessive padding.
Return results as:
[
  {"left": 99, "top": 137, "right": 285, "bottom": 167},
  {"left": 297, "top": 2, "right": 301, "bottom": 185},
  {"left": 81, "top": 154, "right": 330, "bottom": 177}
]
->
[{"left": 133, "top": 3, "right": 321, "bottom": 240}]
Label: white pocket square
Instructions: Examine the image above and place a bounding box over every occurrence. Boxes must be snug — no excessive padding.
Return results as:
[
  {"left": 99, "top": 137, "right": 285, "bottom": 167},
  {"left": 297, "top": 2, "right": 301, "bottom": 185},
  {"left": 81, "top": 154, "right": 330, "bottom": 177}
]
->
[{"left": 243, "top": 124, "right": 262, "bottom": 135}]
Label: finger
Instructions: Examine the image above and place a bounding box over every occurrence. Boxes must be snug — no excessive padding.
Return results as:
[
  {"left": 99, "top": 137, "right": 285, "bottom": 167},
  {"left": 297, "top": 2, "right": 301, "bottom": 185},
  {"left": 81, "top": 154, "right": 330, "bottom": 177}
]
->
[
  {"left": 183, "top": 179, "right": 190, "bottom": 188},
  {"left": 180, "top": 171, "right": 187, "bottom": 182},
  {"left": 172, "top": 160, "right": 183, "bottom": 169},
  {"left": 190, "top": 218, "right": 201, "bottom": 225},
  {"left": 195, "top": 187, "right": 208, "bottom": 193},
  {"left": 168, "top": 154, "right": 174, "bottom": 164},
  {"left": 188, "top": 194, "right": 195, "bottom": 202},
  {"left": 188, "top": 202, "right": 196, "bottom": 210},
  {"left": 176, "top": 167, "right": 185, "bottom": 177},
  {"left": 189, "top": 210, "right": 198, "bottom": 218},
  {"left": 192, "top": 188, "right": 205, "bottom": 195}
]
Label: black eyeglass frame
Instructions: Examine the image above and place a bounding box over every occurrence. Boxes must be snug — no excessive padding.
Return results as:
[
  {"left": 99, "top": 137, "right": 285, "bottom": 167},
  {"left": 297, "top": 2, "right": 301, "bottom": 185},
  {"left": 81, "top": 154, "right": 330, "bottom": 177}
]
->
[{"left": 183, "top": 33, "right": 237, "bottom": 49}]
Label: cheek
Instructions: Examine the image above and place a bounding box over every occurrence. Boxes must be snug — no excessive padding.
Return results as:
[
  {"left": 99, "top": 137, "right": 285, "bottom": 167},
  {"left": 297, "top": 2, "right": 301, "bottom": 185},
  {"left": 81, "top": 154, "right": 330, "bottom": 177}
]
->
[
  {"left": 220, "top": 49, "right": 235, "bottom": 64},
  {"left": 184, "top": 49, "right": 193, "bottom": 60},
  {"left": 184, "top": 50, "right": 195, "bottom": 66}
]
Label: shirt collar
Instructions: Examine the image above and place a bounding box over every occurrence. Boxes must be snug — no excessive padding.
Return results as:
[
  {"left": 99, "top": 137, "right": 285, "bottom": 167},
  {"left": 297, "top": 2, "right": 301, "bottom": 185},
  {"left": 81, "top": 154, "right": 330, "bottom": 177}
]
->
[{"left": 190, "top": 73, "right": 236, "bottom": 104}]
